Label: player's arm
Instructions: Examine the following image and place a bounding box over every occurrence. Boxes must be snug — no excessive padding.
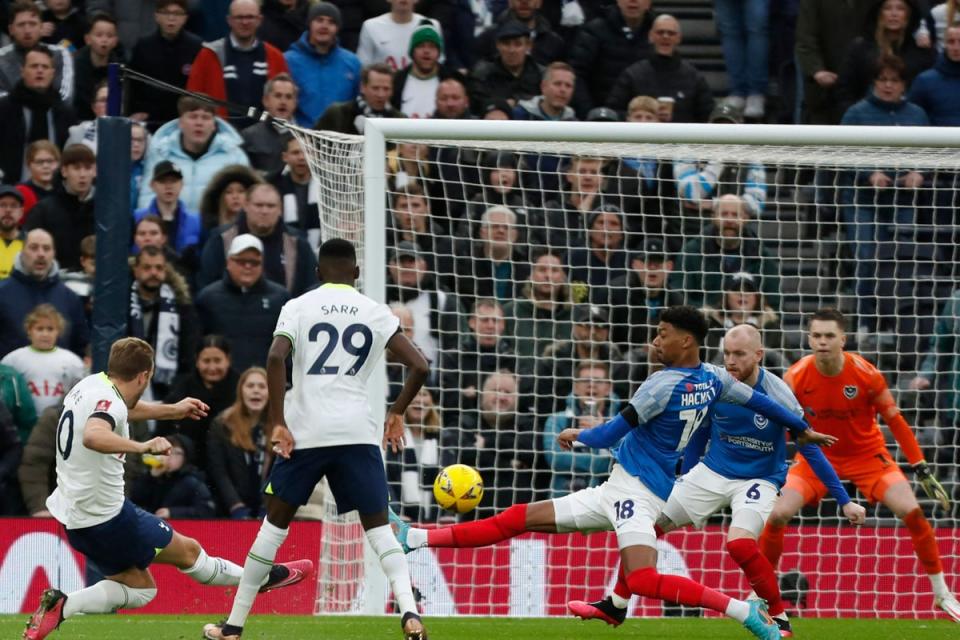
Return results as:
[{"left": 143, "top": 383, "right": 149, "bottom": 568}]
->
[
  {"left": 82, "top": 417, "right": 171, "bottom": 456},
  {"left": 871, "top": 372, "right": 950, "bottom": 509},
  {"left": 384, "top": 330, "right": 430, "bottom": 453},
  {"left": 565, "top": 373, "right": 677, "bottom": 450},
  {"left": 129, "top": 398, "right": 209, "bottom": 422},
  {"left": 795, "top": 442, "right": 865, "bottom": 523},
  {"left": 722, "top": 377, "right": 811, "bottom": 439},
  {"left": 560, "top": 405, "right": 638, "bottom": 450},
  {"left": 266, "top": 335, "right": 294, "bottom": 459}
]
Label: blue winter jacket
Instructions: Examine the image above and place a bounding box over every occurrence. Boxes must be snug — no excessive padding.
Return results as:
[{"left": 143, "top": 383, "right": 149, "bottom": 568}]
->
[
  {"left": 0, "top": 256, "right": 88, "bottom": 358},
  {"left": 137, "top": 117, "right": 249, "bottom": 211},
  {"left": 285, "top": 33, "right": 361, "bottom": 127},
  {"left": 908, "top": 53, "right": 960, "bottom": 126},
  {"left": 840, "top": 90, "right": 930, "bottom": 127},
  {"left": 134, "top": 199, "right": 202, "bottom": 254}
]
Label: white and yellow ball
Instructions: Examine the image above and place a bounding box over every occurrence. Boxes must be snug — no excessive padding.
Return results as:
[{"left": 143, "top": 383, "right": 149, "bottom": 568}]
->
[{"left": 433, "top": 464, "right": 484, "bottom": 514}]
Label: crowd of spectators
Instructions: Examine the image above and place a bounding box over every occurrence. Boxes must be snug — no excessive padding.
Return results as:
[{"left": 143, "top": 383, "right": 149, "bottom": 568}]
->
[{"left": 0, "top": 0, "right": 959, "bottom": 522}]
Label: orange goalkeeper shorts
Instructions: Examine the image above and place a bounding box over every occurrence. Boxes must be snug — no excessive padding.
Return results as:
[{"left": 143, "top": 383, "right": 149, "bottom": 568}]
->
[{"left": 784, "top": 450, "right": 908, "bottom": 505}]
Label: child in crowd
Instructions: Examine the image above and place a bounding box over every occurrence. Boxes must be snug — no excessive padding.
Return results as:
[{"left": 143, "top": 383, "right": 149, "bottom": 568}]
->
[
  {"left": 0, "top": 304, "right": 85, "bottom": 416},
  {"left": 16, "top": 142, "right": 60, "bottom": 217}
]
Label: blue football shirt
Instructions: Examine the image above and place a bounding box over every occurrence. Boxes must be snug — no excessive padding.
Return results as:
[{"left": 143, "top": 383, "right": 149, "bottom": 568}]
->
[
  {"left": 700, "top": 368, "right": 804, "bottom": 487},
  {"left": 613, "top": 363, "right": 752, "bottom": 500}
]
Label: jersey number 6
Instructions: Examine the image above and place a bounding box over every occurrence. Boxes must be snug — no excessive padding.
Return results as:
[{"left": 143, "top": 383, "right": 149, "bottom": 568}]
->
[{"left": 307, "top": 322, "right": 373, "bottom": 376}]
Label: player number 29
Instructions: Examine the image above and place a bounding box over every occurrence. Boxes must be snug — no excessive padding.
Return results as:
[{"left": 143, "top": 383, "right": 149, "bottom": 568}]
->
[
  {"left": 676, "top": 407, "right": 708, "bottom": 451},
  {"left": 307, "top": 322, "right": 373, "bottom": 376}
]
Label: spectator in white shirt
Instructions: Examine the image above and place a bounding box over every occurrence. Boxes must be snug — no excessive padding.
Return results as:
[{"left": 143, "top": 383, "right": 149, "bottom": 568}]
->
[{"left": 356, "top": 0, "right": 442, "bottom": 71}]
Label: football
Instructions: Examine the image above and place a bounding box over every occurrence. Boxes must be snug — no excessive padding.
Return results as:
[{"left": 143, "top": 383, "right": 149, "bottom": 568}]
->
[{"left": 433, "top": 464, "right": 484, "bottom": 513}]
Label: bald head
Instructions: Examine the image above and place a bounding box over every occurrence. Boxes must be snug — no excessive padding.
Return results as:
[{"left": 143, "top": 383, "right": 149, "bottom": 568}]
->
[
  {"left": 650, "top": 14, "right": 681, "bottom": 55},
  {"left": 722, "top": 323, "right": 763, "bottom": 384},
  {"left": 726, "top": 323, "right": 762, "bottom": 349}
]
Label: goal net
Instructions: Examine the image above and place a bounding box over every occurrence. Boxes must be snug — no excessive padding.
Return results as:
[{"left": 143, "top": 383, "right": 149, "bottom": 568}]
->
[{"left": 289, "top": 119, "right": 960, "bottom": 619}]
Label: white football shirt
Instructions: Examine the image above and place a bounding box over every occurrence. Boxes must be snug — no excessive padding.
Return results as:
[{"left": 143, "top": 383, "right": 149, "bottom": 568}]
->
[
  {"left": 1, "top": 346, "right": 85, "bottom": 415},
  {"left": 274, "top": 283, "right": 400, "bottom": 449},
  {"left": 356, "top": 13, "right": 442, "bottom": 70},
  {"left": 47, "top": 372, "right": 129, "bottom": 529}
]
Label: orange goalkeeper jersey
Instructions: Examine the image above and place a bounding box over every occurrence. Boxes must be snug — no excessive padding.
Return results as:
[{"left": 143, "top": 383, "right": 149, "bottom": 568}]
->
[{"left": 784, "top": 352, "right": 924, "bottom": 464}]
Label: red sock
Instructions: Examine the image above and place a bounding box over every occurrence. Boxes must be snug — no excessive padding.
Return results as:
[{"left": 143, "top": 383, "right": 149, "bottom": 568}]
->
[
  {"left": 654, "top": 524, "right": 665, "bottom": 538},
  {"left": 727, "top": 538, "right": 785, "bottom": 616},
  {"left": 427, "top": 503, "right": 528, "bottom": 548},
  {"left": 626, "top": 567, "right": 731, "bottom": 614},
  {"left": 904, "top": 508, "right": 944, "bottom": 575},
  {"left": 759, "top": 521, "right": 786, "bottom": 570},
  {"left": 613, "top": 565, "right": 631, "bottom": 601}
]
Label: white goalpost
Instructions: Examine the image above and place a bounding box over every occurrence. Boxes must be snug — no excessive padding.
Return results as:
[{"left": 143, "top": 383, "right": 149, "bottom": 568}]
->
[{"left": 289, "top": 118, "right": 960, "bottom": 619}]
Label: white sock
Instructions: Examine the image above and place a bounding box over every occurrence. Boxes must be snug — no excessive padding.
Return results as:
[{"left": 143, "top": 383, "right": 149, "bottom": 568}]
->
[
  {"left": 225, "top": 520, "right": 288, "bottom": 629},
  {"left": 366, "top": 524, "right": 418, "bottom": 615},
  {"left": 725, "top": 598, "right": 750, "bottom": 623},
  {"left": 181, "top": 548, "right": 244, "bottom": 586},
  {"left": 773, "top": 611, "right": 789, "bottom": 622},
  {"left": 610, "top": 592, "right": 629, "bottom": 609},
  {"left": 64, "top": 580, "right": 155, "bottom": 618},
  {"left": 930, "top": 572, "right": 950, "bottom": 598},
  {"left": 406, "top": 527, "right": 428, "bottom": 549}
]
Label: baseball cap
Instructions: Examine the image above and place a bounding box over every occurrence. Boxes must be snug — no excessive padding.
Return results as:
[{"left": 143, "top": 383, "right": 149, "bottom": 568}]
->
[
  {"left": 573, "top": 303, "right": 609, "bottom": 325},
  {"left": 228, "top": 233, "right": 264, "bottom": 257},
  {"left": 586, "top": 106, "right": 620, "bottom": 122},
  {"left": 0, "top": 184, "right": 24, "bottom": 204},
  {"left": 152, "top": 160, "right": 183, "bottom": 181},
  {"left": 723, "top": 271, "right": 759, "bottom": 292},
  {"left": 497, "top": 20, "right": 530, "bottom": 41},
  {"left": 634, "top": 238, "right": 666, "bottom": 263},
  {"left": 391, "top": 241, "right": 419, "bottom": 261}
]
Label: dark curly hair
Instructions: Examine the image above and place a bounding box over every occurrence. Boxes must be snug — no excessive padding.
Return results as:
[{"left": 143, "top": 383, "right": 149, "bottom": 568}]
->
[{"left": 660, "top": 305, "right": 709, "bottom": 346}]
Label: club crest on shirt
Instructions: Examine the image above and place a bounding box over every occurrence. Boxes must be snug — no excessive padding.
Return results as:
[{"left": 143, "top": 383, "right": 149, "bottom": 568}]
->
[
  {"left": 843, "top": 385, "right": 858, "bottom": 400},
  {"left": 753, "top": 414, "right": 769, "bottom": 430},
  {"left": 95, "top": 399, "right": 111, "bottom": 412}
]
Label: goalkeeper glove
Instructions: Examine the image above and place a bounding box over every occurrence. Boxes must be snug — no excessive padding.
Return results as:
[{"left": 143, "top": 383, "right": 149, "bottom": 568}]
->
[{"left": 913, "top": 462, "right": 950, "bottom": 510}]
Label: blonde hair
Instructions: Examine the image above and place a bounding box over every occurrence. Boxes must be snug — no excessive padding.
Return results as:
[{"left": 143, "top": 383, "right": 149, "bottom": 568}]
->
[
  {"left": 627, "top": 95, "right": 659, "bottom": 117},
  {"left": 221, "top": 367, "right": 270, "bottom": 452},
  {"left": 405, "top": 388, "right": 441, "bottom": 437},
  {"left": 23, "top": 304, "right": 65, "bottom": 335}
]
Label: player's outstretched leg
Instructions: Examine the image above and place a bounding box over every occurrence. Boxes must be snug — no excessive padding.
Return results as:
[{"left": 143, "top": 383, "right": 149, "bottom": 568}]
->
[
  {"left": 392, "top": 501, "right": 557, "bottom": 553},
  {"left": 157, "top": 530, "right": 313, "bottom": 593}
]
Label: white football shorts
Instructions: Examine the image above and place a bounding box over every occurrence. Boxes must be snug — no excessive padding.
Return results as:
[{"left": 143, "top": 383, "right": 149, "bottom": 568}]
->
[
  {"left": 552, "top": 464, "right": 666, "bottom": 549},
  {"left": 660, "top": 462, "right": 779, "bottom": 537}
]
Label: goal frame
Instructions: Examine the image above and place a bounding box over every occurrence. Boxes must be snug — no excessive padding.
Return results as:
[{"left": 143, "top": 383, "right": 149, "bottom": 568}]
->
[{"left": 352, "top": 119, "right": 960, "bottom": 617}]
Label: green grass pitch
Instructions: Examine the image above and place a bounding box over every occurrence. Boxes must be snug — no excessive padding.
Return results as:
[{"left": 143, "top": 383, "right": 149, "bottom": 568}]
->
[{"left": 2, "top": 614, "right": 958, "bottom": 639}]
